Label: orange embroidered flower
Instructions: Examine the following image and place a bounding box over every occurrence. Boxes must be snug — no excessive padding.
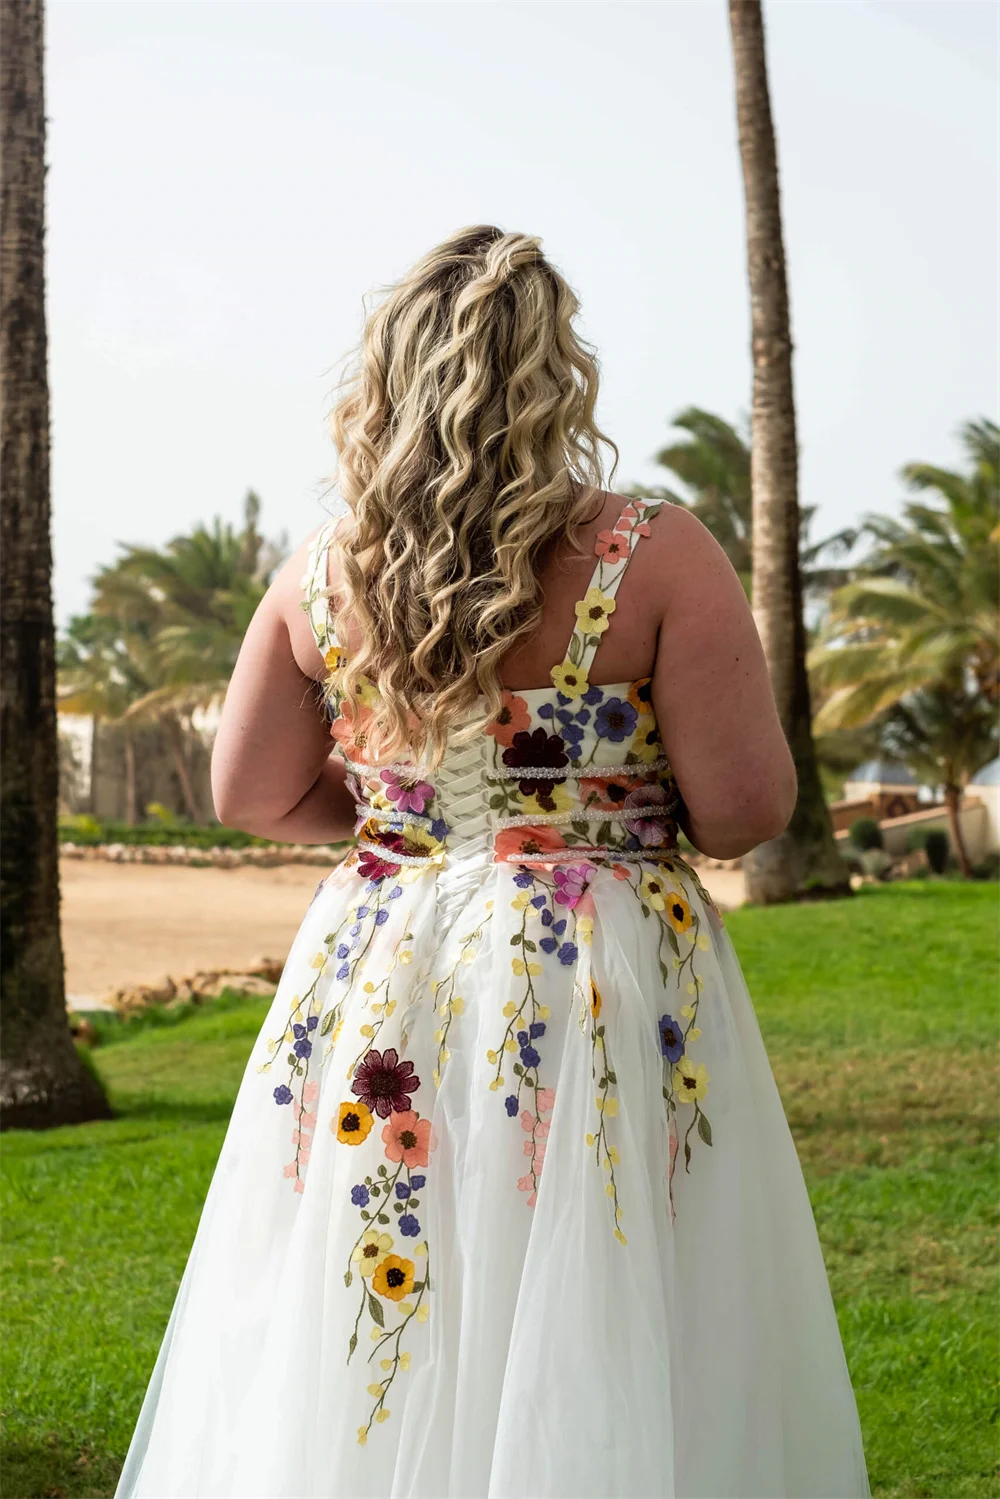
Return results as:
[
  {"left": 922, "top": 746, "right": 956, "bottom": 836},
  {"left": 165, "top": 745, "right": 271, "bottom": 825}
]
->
[
  {"left": 493, "top": 825, "right": 568, "bottom": 862},
  {"left": 594, "top": 529, "right": 629, "bottom": 562},
  {"left": 590, "top": 978, "right": 603, "bottom": 1019},
  {"left": 382, "top": 1109, "right": 432, "bottom": 1168},
  {"left": 485, "top": 691, "right": 531, "bottom": 747},
  {"left": 611, "top": 863, "right": 631, "bottom": 880},
  {"left": 330, "top": 702, "right": 374, "bottom": 757},
  {"left": 372, "top": 1253, "right": 415, "bottom": 1302},
  {"left": 335, "top": 1100, "right": 375, "bottom": 1145},
  {"left": 627, "top": 677, "right": 655, "bottom": 715}
]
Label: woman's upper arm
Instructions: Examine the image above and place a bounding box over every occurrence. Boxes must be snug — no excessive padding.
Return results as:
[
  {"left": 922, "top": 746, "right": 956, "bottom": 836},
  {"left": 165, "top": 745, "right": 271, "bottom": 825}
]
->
[
  {"left": 210, "top": 537, "right": 336, "bottom": 826},
  {"left": 648, "top": 507, "right": 797, "bottom": 860}
]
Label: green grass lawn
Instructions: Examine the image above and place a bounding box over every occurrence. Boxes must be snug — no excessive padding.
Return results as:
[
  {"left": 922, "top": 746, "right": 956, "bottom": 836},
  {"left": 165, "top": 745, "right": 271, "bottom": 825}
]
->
[{"left": 2, "top": 882, "right": 997, "bottom": 1498}]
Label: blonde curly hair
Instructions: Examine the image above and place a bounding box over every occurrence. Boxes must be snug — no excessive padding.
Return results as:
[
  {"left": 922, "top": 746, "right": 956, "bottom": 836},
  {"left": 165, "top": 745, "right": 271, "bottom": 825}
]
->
[{"left": 325, "top": 224, "right": 619, "bottom": 768}]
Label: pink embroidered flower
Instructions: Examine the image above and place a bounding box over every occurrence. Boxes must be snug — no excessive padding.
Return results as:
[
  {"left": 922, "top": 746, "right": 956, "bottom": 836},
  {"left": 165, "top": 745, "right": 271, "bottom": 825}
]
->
[
  {"left": 553, "top": 862, "right": 596, "bottom": 908},
  {"left": 380, "top": 768, "right": 435, "bottom": 815},
  {"left": 536, "top": 1087, "right": 556, "bottom": 1113},
  {"left": 303, "top": 1081, "right": 320, "bottom": 1105},
  {"left": 381, "top": 1109, "right": 433, "bottom": 1168},
  {"left": 611, "top": 863, "right": 631, "bottom": 881},
  {"left": 623, "top": 785, "right": 670, "bottom": 846},
  {"left": 330, "top": 702, "right": 374, "bottom": 758},
  {"left": 594, "top": 529, "right": 629, "bottom": 562},
  {"left": 493, "top": 825, "right": 568, "bottom": 863},
  {"left": 635, "top": 522, "right": 651, "bottom": 537}
]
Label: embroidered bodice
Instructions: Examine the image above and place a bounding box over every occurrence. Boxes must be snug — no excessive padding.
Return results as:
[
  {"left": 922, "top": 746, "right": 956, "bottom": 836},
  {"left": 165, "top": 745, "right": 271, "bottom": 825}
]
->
[{"left": 301, "top": 498, "right": 681, "bottom": 894}]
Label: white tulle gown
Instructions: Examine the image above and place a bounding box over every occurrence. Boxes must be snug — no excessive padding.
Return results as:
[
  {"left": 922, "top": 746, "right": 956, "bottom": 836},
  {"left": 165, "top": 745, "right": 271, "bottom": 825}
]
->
[{"left": 115, "top": 498, "right": 870, "bottom": 1499}]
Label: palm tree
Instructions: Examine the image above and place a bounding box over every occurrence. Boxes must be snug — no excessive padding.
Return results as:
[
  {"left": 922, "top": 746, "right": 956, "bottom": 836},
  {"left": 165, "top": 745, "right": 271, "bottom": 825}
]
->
[
  {"left": 727, "top": 0, "right": 849, "bottom": 903},
  {"left": 879, "top": 688, "right": 997, "bottom": 877},
  {"left": 811, "top": 419, "right": 1000, "bottom": 724},
  {"left": 0, "top": 0, "right": 111, "bottom": 1128},
  {"left": 636, "top": 406, "right": 856, "bottom": 604},
  {"left": 57, "top": 613, "right": 149, "bottom": 823}
]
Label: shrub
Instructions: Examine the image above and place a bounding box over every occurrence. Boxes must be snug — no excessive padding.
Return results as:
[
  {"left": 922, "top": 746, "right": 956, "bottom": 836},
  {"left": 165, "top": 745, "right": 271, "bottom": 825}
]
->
[
  {"left": 860, "top": 847, "right": 894, "bottom": 881},
  {"left": 57, "top": 818, "right": 275, "bottom": 850},
  {"left": 849, "top": 817, "right": 884, "bottom": 851},
  {"left": 923, "top": 828, "right": 950, "bottom": 874}
]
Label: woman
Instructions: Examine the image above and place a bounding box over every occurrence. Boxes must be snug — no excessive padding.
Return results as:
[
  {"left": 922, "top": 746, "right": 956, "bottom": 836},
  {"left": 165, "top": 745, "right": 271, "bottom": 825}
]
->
[{"left": 115, "top": 226, "right": 869, "bottom": 1498}]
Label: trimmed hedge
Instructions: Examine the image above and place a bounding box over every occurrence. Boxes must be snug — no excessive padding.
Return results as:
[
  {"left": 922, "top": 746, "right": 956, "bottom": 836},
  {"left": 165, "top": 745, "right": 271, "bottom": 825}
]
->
[{"left": 59, "top": 817, "right": 275, "bottom": 850}]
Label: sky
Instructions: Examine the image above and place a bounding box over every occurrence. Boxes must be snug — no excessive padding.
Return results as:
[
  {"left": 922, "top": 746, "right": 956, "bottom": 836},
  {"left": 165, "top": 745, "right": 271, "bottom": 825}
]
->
[{"left": 46, "top": 0, "right": 999, "bottom": 627}]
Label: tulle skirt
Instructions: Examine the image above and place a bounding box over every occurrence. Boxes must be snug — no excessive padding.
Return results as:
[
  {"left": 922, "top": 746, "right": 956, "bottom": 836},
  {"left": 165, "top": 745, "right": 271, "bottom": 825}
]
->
[{"left": 114, "top": 854, "right": 869, "bottom": 1498}]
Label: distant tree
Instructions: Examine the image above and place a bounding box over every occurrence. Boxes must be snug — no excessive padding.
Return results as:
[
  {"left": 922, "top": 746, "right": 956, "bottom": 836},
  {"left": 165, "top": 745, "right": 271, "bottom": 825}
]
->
[
  {"left": 0, "top": 0, "right": 111, "bottom": 1128},
  {"left": 727, "top": 0, "right": 849, "bottom": 903}
]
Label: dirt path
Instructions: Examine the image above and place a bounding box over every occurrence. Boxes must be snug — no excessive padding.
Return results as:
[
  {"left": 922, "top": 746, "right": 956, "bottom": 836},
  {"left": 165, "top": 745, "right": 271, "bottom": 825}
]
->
[{"left": 60, "top": 857, "right": 745, "bottom": 1007}]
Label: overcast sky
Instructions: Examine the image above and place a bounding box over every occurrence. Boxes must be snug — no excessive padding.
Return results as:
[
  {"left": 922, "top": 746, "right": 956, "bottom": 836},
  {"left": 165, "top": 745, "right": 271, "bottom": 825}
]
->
[{"left": 47, "top": 0, "right": 999, "bottom": 626}]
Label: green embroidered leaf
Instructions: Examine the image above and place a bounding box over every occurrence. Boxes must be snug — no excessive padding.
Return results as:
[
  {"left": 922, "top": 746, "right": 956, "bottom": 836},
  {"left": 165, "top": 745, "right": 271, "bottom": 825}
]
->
[
  {"left": 513, "top": 1063, "right": 523, "bottom": 1076},
  {"left": 287, "top": 1052, "right": 298, "bottom": 1067},
  {"left": 324, "top": 933, "right": 335, "bottom": 944},
  {"left": 658, "top": 961, "right": 670, "bottom": 986},
  {"left": 348, "top": 1330, "right": 357, "bottom": 1357},
  {"left": 367, "top": 1291, "right": 385, "bottom": 1328},
  {"left": 408, "top": 1197, "right": 420, "bottom": 1209},
  {"left": 666, "top": 926, "right": 680, "bottom": 956},
  {"left": 596, "top": 1025, "right": 605, "bottom": 1038},
  {"left": 320, "top": 1010, "right": 337, "bottom": 1036},
  {"left": 595, "top": 820, "right": 612, "bottom": 845},
  {"left": 522, "top": 1076, "right": 534, "bottom": 1088},
  {"left": 567, "top": 634, "right": 583, "bottom": 667},
  {"left": 376, "top": 1212, "right": 389, "bottom": 1225},
  {"left": 606, "top": 1070, "right": 617, "bottom": 1085},
  {"left": 360, "top": 1210, "right": 370, "bottom": 1221},
  {"left": 510, "top": 933, "right": 523, "bottom": 946},
  {"left": 598, "top": 1076, "right": 607, "bottom": 1089},
  {"left": 523, "top": 939, "right": 536, "bottom": 953},
  {"left": 344, "top": 1269, "right": 353, "bottom": 1287},
  {"left": 640, "top": 904, "right": 650, "bottom": 919},
  {"left": 393, "top": 1202, "right": 402, "bottom": 1213},
  {"left": 684, "top": 1139, "right": 692, "bottom": 1169},
  {"left": 697, "top": 1112, "right": 713, "bottom": 1147},
  {"left": 662, "top": 1086, "right": 671, "bottom": 1101},
  {"left": 488, "top": 794, "right": 506, "bottom": 810},
  {"left": 571, "top": 820, "right": 589, "bottom": 838},
  {"left": 377, "top": 1165, "right": 387, "bottom": 1176}
]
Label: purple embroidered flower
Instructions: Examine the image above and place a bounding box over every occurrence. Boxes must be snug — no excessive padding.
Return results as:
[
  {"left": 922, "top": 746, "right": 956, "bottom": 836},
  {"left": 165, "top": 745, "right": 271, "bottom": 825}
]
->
[
  {"left": 430, "top": 818, "right": 449, "bottom": 841},
  {"left": 410, "top": 1174, "right": 426, "bottom": 1189},
  {"left": 388, "top": 884, "right": 403, "bottom": 900},
  {"left": 374, "top": 908, "right": 389, "bottom": 926},
  {"left": 351, "top": 1046, "right": 420, "bottom": 1119},
  {"left": 356, "top": 905, "right": 370, "bottom": 918},
  {"left": 306, "top": 1015, "right": 319, "bottom": 1032},
  {"left": 273, "top": 1084, "right": 294, "bottom": 1106},
  {"left": 529, "top": 1021, "right": 546, "bottom": 1039},
  {"left": 395, "top": 1181, "right": 411, "bottom": 1200},
  {"left": 380, "top": 769, "right": 435, "bottom": 815},
  {"left": 530, "top": 893, "right": 547, "bottom": 909},
  {"left": 595, "top": 697, "right": 639, "bottom": 742},
  {"left": 623, "top": 785, "right": 670, "bottom": 846},
  {"left": 539, "top": 936, "right": 557, "bottom": 954},
  {"left": 658, "top": 1013, "right": 685, "bottom": 1063},
  {"left": 336, "top": 962, "right": 350, "bottom": 981},
  {"left": 519, "top": 1043, "right": 541, "bottom": 1069},
  {"left": 505, "top": 1094, "right": 520, "bottom": 1117},
  {"left": 293, "top": 1037, "right": 312, "bottom": 1060},
  {"left": 513, "top": 867, "right": 534, "bottom": 889},
  {"left": 553, "top": 863, "right": 595, "bottom": 909},
  {"left": 557, "top": 942, "right": 578, "bottom": 965},
  {"left": 398, "top": 1213, "right": 421, "bottom": 1237},
  {"left": 351, "top": 1183, "right": 370, "bottom": 1207},
  {"left": 537, "top": 702, "right": 555, "bottom": 719},
  {"left": 336, "top": 943, "right": 350, "bottom": 959},
  {"left": 582, "top": 685, "right": 604, "bottom": 705}
]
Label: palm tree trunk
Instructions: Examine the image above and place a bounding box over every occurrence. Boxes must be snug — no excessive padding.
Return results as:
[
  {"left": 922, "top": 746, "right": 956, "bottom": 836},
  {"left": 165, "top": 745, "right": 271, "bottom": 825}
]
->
[
  {"left": 943, "top": 782, "right": 973, "bottom": 878},
  {"left": 0, "top": 0, "right": 111, "bottom": 1127},
  {"left": 728, "top": 0, "right": 849, "bottom": 904},
  {"left": 88, "top": 713, "right": 100, "bottom": 814},
  {"left": 165, "top": 713, "right": 200, "bottom": 822},
  {"left": 123, "top": 725, "right": 137, "bottom": 825}
]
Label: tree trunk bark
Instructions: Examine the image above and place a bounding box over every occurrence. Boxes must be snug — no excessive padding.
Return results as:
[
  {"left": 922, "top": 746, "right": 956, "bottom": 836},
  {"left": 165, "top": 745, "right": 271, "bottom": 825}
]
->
[
  {"left": 88, "top": 713, "right": 100, "bottom": 814},
  {"left": 0, "top": 0, "right": 111, "bottom": 1127},
  {"left": 165, "top": 713, "right": 200, "bottom": 823},
  {"left": 943, "top": 783, "right": 973, "bottom": 878},
  {"left": 123, "top": 724, "right": 137, "bottom": 825},
  {"left": 728, "top": 0, "right": 849, "bottom": 904}
]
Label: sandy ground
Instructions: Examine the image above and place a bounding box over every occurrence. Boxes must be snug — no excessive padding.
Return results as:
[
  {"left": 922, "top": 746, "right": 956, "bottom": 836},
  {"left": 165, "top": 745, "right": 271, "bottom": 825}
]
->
[{"left": 61, "top": 856, "right": 745, "bottom": 1007}]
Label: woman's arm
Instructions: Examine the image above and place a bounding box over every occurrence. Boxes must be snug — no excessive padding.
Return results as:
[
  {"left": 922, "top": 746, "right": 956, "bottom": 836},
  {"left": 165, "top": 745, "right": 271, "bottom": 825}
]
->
[
  {"left": 647, "top": 507, "right": 798, "bottom": 860},
  {"left": 210, "top": 537, "right": 356, "bottom": 844}
]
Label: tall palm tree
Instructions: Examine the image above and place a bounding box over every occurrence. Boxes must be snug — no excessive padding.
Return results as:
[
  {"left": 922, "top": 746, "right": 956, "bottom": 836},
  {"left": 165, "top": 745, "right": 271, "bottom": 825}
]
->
[
  {"left": 728, "top": 0, "right": 849, "bottom": 903},
  {"left": 0, "top": 0, "right": 111, "bottom": 1128},
  {"left": 641, "top": 406, "right": 856, "bottom": 604},
  {"left": 57, "top": 613, "right": 149, "bottom": 823}
]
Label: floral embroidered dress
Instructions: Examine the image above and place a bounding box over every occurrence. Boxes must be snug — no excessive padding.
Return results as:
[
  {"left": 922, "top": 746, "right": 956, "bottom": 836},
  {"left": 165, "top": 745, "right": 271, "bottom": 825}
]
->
[{"left": 115, "top": 498, "right": 869, "bottom": 1499}]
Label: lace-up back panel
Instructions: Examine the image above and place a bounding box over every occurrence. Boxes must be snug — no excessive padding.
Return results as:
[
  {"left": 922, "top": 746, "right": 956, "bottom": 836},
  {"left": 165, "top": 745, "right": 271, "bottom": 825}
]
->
[{"left": 300, "top": 498, "right": 681, "bottom": 876}]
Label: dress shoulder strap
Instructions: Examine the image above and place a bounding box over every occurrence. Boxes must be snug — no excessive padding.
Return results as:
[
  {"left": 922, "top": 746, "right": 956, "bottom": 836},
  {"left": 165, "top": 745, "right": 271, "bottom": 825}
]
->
[
  {"left": 549, "top": 496, "right": 665, "bottom": 697},
  {"left": 299, "top": 512, "right": 344, "bottom": 663}
]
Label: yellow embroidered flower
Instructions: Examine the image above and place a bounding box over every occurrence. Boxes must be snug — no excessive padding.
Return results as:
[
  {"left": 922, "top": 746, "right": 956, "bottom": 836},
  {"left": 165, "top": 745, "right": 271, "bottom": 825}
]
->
[
  {"left": 403, "top": 825, "right": 446, "bottom": 860},
  {"left": 335, "top": 1099, "right": 375, "bottom": 1144},
  {"left": 325, "top": 644, "right": 348, "bottom": 675},
  {"left": 666, "top": 893, "right": 693, "bottom": 933},
  {"left": 627, "top": 677, "right": 655, "bottom": 716},
  {"left": 673, "top": 1056, "right": 709, "bottom": 1103},
  {"left": 550, "top": 661, "right": 591, "bottom": 699},
  {"left": 351, "top": 1228, "right": 393, "bottom": 1277},
  {"left": 576, "top": 913, "right": 594, "bottom": 946},
  {"left": 373, "top": 1253, "right": 415, "bottom": 1301},
  {"left": 629, "top": 725, "right": 664, "bottom": 762},
  {"left": 639, "top": 873, "right": 670, "bottom": 910},
  {"left": 351, "top": 675, "right": 381, "bottom": 709},
  {"left": 574, "top": 587, "right": 616, "bottom": 636},
  {"left": 357, "top": 1427, "right": 368, "bottom": 1446},
  {"left": 519, "top": 783, "right": 575, "bottom": 817},
  {"left": 511, "top": 958, "right": 543, "bottom": 977}
]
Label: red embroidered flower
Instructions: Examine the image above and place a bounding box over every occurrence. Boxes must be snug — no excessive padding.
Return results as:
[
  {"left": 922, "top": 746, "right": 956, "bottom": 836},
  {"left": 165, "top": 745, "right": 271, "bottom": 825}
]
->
[{"left": 351, "top": 1046, "right": 420, "bottom": 1119}]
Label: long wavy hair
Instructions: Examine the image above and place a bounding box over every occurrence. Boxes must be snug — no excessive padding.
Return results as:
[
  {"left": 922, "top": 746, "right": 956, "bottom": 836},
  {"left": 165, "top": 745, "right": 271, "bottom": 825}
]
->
[{"left": 324, "top": 224, "right": 619, "bottom": 768}]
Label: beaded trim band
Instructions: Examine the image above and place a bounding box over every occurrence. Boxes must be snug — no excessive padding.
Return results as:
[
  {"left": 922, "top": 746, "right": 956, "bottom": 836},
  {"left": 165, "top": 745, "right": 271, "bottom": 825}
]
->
[
  {"left": 354, "top": 839, "right": 443, "bottom": 867},
  {"left": 494, "top": 803, "right": 679, "bottom": 832},
  {"left": 496, "top": 846, "right": 680, "bottom": 866},
  {"left": 344, "top": 755, "right": 674, "bottom": 781},
  {"left": 354, "top": 805, "right": 444, "bottom": 833}
]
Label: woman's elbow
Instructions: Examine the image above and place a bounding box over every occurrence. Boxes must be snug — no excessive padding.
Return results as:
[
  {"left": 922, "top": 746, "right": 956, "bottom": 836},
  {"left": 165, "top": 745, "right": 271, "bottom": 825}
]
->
[{"left": 684, "top": 758, "right": 798, "bottom": 861}]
